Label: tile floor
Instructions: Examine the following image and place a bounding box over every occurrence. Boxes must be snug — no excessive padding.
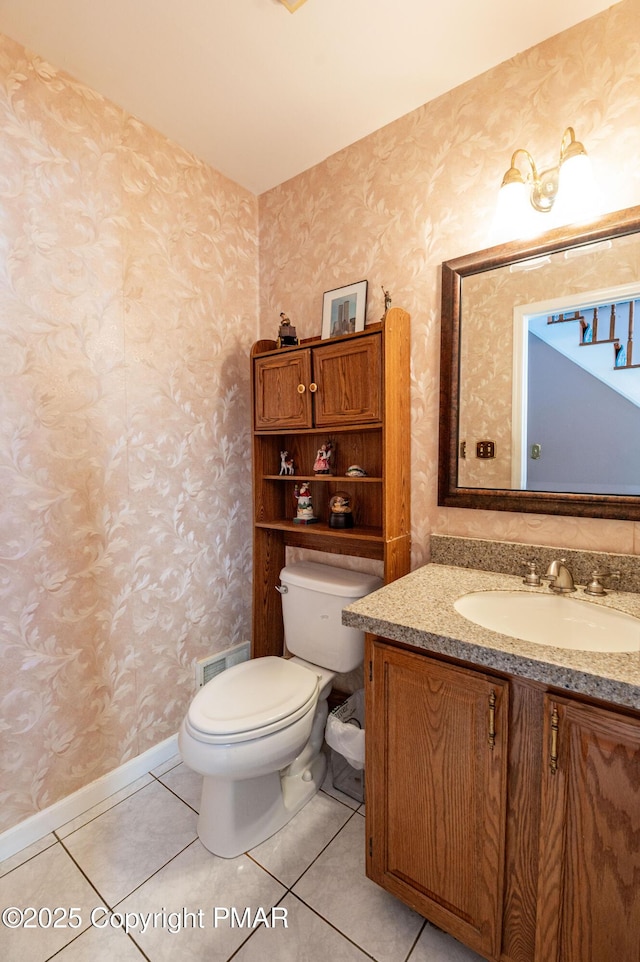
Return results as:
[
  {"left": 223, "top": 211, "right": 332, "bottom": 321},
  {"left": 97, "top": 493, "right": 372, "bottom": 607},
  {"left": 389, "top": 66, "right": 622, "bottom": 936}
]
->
[{"left": 0, "top": 755, "right": 485, "bottom": 962}]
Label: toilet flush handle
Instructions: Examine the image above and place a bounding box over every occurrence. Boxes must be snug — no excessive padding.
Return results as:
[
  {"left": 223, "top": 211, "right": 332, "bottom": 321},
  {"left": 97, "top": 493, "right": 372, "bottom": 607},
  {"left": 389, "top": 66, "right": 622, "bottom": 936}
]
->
[{"left": 275, "top": 585, "right": 288, "bottom": 594}]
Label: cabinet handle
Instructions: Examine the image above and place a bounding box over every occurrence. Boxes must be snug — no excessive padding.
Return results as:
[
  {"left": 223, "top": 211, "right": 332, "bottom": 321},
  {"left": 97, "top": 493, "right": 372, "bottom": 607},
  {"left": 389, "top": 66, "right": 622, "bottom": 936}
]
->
[
  {"left": 297, "top": 383, "right": 306, "bottom": 394},
  {"left": 549, "top": 706, "right": 559, "bottom": 775},
  {"left": 309, "top": 382, "right": 318, "bottom": 393},
  {"left": 488, "top": 690, "right": 496, "bottom": 750}
]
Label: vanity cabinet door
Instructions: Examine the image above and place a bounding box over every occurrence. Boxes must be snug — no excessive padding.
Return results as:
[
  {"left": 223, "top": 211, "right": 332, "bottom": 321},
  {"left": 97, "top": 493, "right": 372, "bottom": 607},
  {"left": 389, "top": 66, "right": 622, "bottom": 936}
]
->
[
  {"left": 535, "top": 696, "right": 640, "bottom": 962},
  {"left": 367, "top": 640, "right": 509, "bottom": 961}
]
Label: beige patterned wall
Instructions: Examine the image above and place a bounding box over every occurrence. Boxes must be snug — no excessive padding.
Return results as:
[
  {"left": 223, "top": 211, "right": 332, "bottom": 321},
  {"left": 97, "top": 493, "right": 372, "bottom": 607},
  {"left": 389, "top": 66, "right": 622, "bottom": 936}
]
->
[
  {"left": 259, "top": 0, "right": 640, "bottom": 564},
  {"left": 0, "top": 36, "right": 258, "bottom": 833}
]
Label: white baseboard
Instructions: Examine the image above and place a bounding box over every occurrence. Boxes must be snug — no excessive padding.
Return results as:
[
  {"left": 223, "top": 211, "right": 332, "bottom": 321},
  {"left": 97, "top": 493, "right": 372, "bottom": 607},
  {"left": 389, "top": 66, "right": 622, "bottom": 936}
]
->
[{"left": 0, "top": 734, "right": 179, "bottom": 863}]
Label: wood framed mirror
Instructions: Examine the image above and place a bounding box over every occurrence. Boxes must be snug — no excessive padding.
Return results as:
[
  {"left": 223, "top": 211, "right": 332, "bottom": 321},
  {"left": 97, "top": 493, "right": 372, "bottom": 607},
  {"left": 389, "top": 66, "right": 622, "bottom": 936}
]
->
[{"left": 438, "top": 204, "right": 640, "bottom": 519}]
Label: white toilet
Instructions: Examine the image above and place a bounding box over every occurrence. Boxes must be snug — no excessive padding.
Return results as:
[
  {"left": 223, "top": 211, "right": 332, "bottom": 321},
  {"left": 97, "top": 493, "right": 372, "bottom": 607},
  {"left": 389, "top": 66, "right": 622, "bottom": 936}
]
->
[{"left": 178, "top": 561, "right": 382, "bottom": 858}]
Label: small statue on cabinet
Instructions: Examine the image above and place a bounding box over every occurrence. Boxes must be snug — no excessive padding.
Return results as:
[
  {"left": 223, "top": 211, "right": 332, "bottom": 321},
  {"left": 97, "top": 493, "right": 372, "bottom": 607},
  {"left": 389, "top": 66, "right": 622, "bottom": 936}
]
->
[
  {"left": 277, "top": 312, "right": 298, "bottom": 348},
  {"left": 313, "top": 440, "right": 334, "bottom": 475},
  {"left": 279, "top": 450, "right": 294, "bottom": 475},
  {"left": 293, "top": 482, "right": 318, "bottom": 524},
  {"left": 380, "top": 286, "right": 391, "bottom": 321}
]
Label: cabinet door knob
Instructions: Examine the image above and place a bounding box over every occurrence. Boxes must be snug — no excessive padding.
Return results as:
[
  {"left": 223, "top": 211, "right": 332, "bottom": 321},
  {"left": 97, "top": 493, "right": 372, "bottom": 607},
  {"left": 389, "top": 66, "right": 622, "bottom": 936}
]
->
[
  {"left": 297, "top": 383, "right": 306, "bottom": 394},
  {"left": 309, "top": 382, "right": 318, "bottom": 393}
]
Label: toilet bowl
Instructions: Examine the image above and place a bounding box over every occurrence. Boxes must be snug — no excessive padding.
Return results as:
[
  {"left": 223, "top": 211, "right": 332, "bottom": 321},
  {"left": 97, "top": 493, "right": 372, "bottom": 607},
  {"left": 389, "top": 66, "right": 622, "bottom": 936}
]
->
[{"left": 178, "top": 561, "right": 382, "bottom": 858}]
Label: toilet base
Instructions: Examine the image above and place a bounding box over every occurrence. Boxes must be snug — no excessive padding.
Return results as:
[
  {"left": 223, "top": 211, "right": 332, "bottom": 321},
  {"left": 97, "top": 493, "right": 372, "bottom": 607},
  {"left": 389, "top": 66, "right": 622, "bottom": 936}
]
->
[{"left": 196, "top": 700, "right": 328, "bottom": 858}]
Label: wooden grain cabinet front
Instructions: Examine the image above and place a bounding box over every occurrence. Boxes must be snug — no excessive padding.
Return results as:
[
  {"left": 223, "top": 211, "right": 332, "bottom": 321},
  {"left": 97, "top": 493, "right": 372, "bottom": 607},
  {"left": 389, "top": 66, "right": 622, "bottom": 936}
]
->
[
  {"left": 253, "top": 350, "right": 313, "bottom": 430},
  {"left": 253, "top": 334, "right": 381, "bottom": 431},
  {"left": 366, "top": 637, "right": 640, "bottom": 962},
  {"left": 535, "top": 696, "right": 640, "bottom": 962},
  {"left": 366, "top": 640, "right": 509, "bottom": 961}
]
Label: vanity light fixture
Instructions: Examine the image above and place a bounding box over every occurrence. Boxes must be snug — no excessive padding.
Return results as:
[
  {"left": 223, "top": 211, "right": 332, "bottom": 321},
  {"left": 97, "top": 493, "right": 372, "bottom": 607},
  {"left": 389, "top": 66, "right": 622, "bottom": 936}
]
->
[
  {"left": 278, "top": 0, "right": 309, "bottom": 10},
  {"left": 491, "top": 127, "right": 599, "bottom": 242}
]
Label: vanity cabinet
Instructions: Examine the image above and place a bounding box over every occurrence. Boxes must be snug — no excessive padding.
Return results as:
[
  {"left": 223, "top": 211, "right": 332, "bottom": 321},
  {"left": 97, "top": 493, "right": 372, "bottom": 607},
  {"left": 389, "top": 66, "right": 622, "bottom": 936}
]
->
[
  {"left": 366, "top": 636, "right": 640, "bottom": 962},
  {"left": 251, "top": 309, "right": 410, "bottom": 659},
  {"left": 535, "top": 696, "right": 640, "bottom": 962},
  {"left": 366, "top": 640, "right": 510, "bottom": 960}
]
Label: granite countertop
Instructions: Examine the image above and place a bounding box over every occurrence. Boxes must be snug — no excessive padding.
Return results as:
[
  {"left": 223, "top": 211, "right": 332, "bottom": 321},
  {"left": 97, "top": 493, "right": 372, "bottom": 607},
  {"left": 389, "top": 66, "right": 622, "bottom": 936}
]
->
[{"left": 343, "top": 564, "right": 640, "bottom": 711}]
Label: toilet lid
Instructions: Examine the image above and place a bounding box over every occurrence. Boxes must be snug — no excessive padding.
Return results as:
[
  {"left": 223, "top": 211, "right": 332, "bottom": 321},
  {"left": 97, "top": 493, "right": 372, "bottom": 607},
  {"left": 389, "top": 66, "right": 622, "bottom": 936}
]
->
[{"left": 187, "top": 656, "right": 319, "bottom": 740}]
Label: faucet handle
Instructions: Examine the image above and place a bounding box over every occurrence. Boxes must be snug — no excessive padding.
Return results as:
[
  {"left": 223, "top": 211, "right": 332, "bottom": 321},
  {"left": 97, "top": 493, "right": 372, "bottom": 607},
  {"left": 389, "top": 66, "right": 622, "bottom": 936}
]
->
[
  {"left": 522, "top": 561, "right": 541, "bottom": 586},
  {"left": 584, "top": 568, "right": 620, "bottom": 596}
]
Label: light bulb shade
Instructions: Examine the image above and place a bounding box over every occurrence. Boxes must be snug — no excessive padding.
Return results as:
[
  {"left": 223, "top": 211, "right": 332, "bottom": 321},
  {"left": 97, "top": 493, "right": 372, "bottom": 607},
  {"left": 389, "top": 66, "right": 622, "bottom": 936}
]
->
[
  {"left": 490, "top": 180, "right": 537, "bottom": 244},
  {"left": 553, "top": 152, "right": 600, "bottom": 226}
]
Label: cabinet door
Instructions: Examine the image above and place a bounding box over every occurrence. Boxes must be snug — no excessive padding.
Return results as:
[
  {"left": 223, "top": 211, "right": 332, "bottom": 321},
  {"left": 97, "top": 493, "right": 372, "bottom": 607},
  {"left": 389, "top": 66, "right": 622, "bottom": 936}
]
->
[
  {"left": 254, "top": 351, "right": 312, "bottom": 430},
  {"left": 367, "top": 641, "right": 509, "bottom": 960},
  {"left": 312, "top": 335, "right": 381, "bottom": 427},
  {"left": 536, "top": 696, "right": 640, "bottom": 962}
]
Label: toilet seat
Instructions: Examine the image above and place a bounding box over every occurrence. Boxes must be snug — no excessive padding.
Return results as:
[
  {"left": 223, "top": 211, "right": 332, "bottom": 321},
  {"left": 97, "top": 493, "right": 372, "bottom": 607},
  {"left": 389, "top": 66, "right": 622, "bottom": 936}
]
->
[{"left": 186, "top": 656, "right": 320, "bottom": 745}]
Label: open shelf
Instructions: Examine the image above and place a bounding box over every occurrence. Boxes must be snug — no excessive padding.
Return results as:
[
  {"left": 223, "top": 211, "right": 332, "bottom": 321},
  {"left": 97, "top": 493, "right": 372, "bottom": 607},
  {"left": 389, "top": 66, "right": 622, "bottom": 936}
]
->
[
  {"left": 263, "top": 474, "right": 383, "bottom": 483},
  {"left": 255, "top": 519, "right": 383, "bottom": 541}
]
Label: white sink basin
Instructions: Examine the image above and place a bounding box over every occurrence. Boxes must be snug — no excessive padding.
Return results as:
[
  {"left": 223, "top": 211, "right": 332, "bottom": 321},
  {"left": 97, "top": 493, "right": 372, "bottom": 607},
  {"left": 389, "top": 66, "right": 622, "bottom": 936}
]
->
[{"left": 454, "top": 590, "right": 640, "bottom": 653}]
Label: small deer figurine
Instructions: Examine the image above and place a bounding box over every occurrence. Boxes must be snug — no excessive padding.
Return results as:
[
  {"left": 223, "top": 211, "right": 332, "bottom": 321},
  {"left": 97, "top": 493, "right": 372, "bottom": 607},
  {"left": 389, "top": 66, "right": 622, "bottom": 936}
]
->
[{"left": 279, "top": 451, "right": 294, "bottom": 475}]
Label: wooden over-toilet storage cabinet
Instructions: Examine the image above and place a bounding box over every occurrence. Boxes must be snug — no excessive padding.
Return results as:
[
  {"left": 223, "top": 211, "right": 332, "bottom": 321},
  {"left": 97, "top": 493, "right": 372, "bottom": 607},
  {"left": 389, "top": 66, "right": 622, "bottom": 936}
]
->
[{"left": 250, "top": 307, "right": 411, "bottom": 659}]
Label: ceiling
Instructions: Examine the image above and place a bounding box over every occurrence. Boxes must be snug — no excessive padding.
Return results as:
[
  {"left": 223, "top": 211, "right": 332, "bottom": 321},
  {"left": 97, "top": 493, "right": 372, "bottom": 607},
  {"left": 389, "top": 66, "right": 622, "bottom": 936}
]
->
[{"left": 0, "top": 0, "right": 614, "bottom": 195}]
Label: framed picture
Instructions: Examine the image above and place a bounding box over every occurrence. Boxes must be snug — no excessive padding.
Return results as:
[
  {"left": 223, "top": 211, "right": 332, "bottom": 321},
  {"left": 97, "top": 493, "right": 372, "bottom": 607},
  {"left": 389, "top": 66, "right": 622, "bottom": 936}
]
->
[{"left": 322, "top": 281, "right": 368, "bottom": 339}]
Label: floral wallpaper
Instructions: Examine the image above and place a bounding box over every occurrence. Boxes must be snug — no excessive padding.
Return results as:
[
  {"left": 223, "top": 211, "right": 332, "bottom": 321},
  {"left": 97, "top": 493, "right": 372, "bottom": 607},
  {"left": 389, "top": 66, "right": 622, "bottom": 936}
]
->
[
  {"left": 3, "top": 0, "right": 640, "bottom": 837},
  {"left": 0, "top": 35, "right": 258, "bottom": 833}
]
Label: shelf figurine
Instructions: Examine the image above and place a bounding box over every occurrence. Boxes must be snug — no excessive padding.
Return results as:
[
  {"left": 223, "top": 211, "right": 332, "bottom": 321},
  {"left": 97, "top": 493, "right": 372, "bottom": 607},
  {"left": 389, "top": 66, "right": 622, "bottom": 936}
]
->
[
  {"left": 293, "top": 482, "right": 318, "bottom": 524},
  {"left": 313, "top": 440, "right": 334, "bottom": 475},
  {"left": 279, "top": 450, "right": 294, "bottom": 475},
  {"left": 329, "top": 491, "right": 354, "bottom": 529},
  {"left": 277, "top": 312, "right": 298, "bottom": 348}
]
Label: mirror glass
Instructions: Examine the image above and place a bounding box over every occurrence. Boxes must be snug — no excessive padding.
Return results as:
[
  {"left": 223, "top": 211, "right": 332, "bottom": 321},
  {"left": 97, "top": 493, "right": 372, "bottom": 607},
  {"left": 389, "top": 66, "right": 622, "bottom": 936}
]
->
[{"left": 439, "top": 205, "right": 640, "bottom": 519}]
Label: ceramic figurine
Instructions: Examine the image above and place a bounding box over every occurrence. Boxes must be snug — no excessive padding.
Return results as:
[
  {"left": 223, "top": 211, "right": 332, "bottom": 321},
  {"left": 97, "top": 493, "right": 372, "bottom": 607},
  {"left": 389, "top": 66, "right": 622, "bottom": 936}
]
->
[
  {"left": 329, "top": 491, "right": 354, "bottom": 529},
  {"left": 279, "top": 450, "right": 294, "bottom": 475},
  {"left": 313, "top": 440, "right": 333, "bottom": 475},
  {"left": 293, "top": 482, "right": 317, "bottom": 524},
  {"left": 345, "top": 464, "right": 367, "bottom": 477},
  {"left": 277, "top": 313, "right": 298, "bottom": 348}
]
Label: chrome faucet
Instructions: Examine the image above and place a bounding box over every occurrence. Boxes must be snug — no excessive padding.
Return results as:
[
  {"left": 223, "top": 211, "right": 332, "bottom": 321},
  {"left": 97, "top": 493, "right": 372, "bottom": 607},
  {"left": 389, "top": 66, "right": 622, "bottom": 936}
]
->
[{"left": 543, "top": 558, "right": 576, "bottom": 593}]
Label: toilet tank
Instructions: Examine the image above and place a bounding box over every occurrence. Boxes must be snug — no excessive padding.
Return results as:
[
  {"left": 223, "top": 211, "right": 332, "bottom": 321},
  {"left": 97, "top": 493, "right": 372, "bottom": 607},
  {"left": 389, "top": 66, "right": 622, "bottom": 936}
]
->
[{"left": 279, "top": 562, "right": 383, "bottom": 673}]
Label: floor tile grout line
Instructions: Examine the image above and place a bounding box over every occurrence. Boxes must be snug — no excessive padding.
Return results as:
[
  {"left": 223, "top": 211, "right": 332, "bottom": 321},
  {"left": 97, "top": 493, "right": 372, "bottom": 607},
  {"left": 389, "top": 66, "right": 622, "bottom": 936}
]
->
[
  {"left": 246, "top": 804, "right": 362, "bottom": 891},
  {"left": 240, "top": 808, "right": 382, "bottom": 960},
  {"left": 0, "top": 836, "right": 59, "bottom": 880},
  {"left": 109, "top": 837, "right": 201, "bottom": 910},
  {"left": 43, "top": 921, "right": 152, "bottom": 962},
  {"left": 282, "top": 889, "right": 382, "bottom": 962},
  {"left": 149, "top": 772, "right": 199, "bottom": 814},
  {"left": 52, "top": 777, "right": 157, "bottom": 844},
  {"left": 56, "top": 834, "right": 114, "bottom": 913},
  {"left": 404, "top": 918, "right": 429, "bottom": 962},
  {"left": 38, "top": 838, "right": 126, "bottom": 962}
]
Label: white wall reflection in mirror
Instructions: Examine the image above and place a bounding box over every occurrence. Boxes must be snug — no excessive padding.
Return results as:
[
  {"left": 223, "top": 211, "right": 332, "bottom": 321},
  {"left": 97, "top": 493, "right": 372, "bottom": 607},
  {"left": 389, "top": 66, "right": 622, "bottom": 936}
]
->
[{"left": 457, "top": 231, "right": 640, "bottom": 496}]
